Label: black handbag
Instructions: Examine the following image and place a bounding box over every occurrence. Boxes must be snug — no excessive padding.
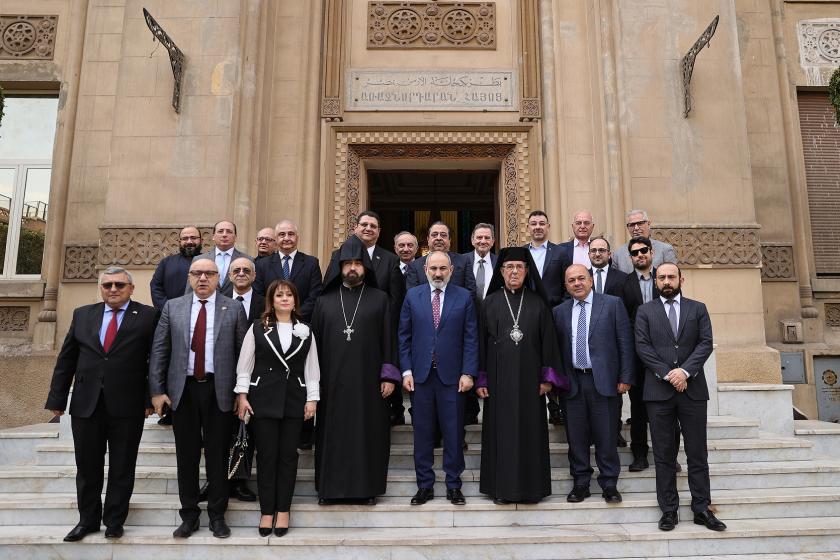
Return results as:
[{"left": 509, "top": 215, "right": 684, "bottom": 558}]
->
[{"left": 227, "top": 420, "right": 252, "bottom": 480}]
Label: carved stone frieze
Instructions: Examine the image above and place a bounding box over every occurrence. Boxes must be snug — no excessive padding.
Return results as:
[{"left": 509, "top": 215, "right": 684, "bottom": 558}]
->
[
  {"left": 321, "top": 97, "right": 343, "bottom": 121},
  {"left": 797, "top": 19, "right": 840, "bottom": 85},
  {"left": 333, "top": 131, "right": 531, "bottom": 250},
  {"left": 651, "top": 226, "right": 762, "bottom": 268},
  {"left": 825, "top": 303, "right": 840, "bottom": 328},
  {"left": 0, "top": 307, "right": 30, "bottom": 332},
  {"left": 761, "top": 243, "right": 796, "bottom": 281},
  {"left": 62, "top": 244, "right": 99, "bottom": 282},
  {"left": 368, "top": 2, "right": 495, "bottom": 49},
  {"left": 0, "top": 15, "right": 57, "bottom": 59},
  {"left": 97, "top": 227, "right": 214, "bottom": 269},
  {"left": 520, "top": 97, "right": 541, "bottom": 121}
]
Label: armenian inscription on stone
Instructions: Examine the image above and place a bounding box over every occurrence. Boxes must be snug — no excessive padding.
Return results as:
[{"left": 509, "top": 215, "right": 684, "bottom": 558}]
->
[{"left": 347, "top": 69, "right": 516, "bottom": 111}]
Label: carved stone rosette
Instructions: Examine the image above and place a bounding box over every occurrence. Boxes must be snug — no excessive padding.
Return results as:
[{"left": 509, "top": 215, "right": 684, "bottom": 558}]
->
[
  {"left": 761, "top": 243, "right": 796, "bottom": 282},
  {"left": 0, "top": 307, "right": 30, "bottom": 332},
  {"left": 0, "top": 15, "right": 57, "bottom": 59},
  {"left": 797, "top": 19, "right": 840, "bottom": 86},
  {"left": 651, "top": 226, "right": 762, "bottom": 268},
  {"left": 825, "top": 303, "right": 840, "bottom": 328},
  {"left": 62, "top": 244, "right": 99, "bottom": 282},
  {"left": 368, "top": 2, "right": 495, "bottom": 49},
  {"left": 333, "top": 131, "right": 531, "bottom": 249},
  {"left": 96, "top": 227, "right": 214, "bottom": 269}
]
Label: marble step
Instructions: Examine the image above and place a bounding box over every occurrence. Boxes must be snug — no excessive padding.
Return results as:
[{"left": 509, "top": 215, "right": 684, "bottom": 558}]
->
[
  {"left": 136, "top": 416, "right": 762, "bottom": 444},
  {"left": 0, "top": 423, "right": 59, "bottom": 464},
  {"left": 795, "top": 420, "right": 840, "bottom": 459},
  {"left": 1, "top": 517, "right": 839, "bottom": 559},
  {"left": 0, "top": 487, "right": 838, "bottom": 528},
  {"left": 2, "top": 459, "right": 840, "bottom": 496},
  {"left": 33, "top": 436, "right": 815, "bottom": 469}
]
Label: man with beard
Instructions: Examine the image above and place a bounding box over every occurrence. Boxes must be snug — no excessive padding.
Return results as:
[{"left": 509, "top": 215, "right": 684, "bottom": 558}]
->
[
  {"left": 635, "top": 263, "right": 725, "bottom": 533},
  {"left": 311, "top": 236, "right": 401, "bottom": 504},
  {"left": 254, "top": 227, "right": 277, "bottom": 264},
  {"left": 476, "top": 247, "right": 567, "bottom": 504},
  {"left": 400, "top": 251, "right": 478, "bottom": 506},
  {"left": 151, "top": 226, "right": 202, "bottom": 310}
]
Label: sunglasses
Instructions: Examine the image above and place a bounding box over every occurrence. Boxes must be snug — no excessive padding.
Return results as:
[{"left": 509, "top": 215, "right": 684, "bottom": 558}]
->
[
  {"left": 101, "top": 282, "right": 129, "bottom": 290},
  {"left": 629, "top": 247, "right": 650, "bottom": 256},
  {"left": 230, "top": 267, "right": 253, "bottom": 275},
  {"left": 626, "top": 220, "right": 649, "bottom": 229}
]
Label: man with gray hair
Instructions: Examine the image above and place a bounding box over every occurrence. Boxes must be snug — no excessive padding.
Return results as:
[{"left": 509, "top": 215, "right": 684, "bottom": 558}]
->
[
  {"left": 612, "top": 210, "right": 677, "bottom": 274},
  {"left": 394, "top": 231, "right": 418, "bottom": 275},
  {"left": 46, "top": 267, "right": 158, "bottom": 542}
]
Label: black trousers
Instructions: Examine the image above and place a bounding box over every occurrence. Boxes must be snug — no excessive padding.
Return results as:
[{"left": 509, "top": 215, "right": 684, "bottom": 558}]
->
[
  {"left": 564, "top": 374, "right": 620, "bottom": 490},
  {"left": 71, "top": 394, "right": 144, "bottom": 528},
  {"left": 251, "top": 416, "right": 303, "bottom": 514},
  {"left": 172, "top": 378, "right": 233, "bottom": 523},
  {"left": 647, "top": 393, "right": 711, "bottom": 514}
]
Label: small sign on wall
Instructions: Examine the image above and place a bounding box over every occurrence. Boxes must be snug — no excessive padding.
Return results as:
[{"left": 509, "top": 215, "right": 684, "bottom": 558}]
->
[{"left": 347, "top": 69, "right": 516, "bottom": 111}]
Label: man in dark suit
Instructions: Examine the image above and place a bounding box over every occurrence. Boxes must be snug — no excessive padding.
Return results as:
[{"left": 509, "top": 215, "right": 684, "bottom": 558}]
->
[
  {"left": 461, "top": 222, "right": 497, "bottom": 303},
  {"left": 556, "top": 210, "right": 595, "bottom": 269},
  {"left": 635, "top": 263, "right": 725, "bottom": 533},
  {"left": 405, "top": 221, "right": 476, "bottom": 295},
  {"left": 400, "top": 251, "right": 479, "bottom": 506},
  {"left": 189, "top": 220, "right": 252, "bottom": 298},
  {"left": 588, "top": 237, "right": 628, "bottom": 298},
  {"left": 553, "top": 264, "right": 634, "bottom": 504},
  {"left": 46, "top": 267, "right": 158, "bottom": 542},
  {"left": 254, "top": 227, "right": 277, "bottom": 264},
  {"left": 394, "top": 231, "right": 418, "bottom": 275},
  {"left": 253, "top": 220, "right": 323, "bottom": 322},
  {"left": 149, "top": 259, "right": 249, "bottom": 539},
  {"left": 150, "top": 226, "right": 203, "bottom": 310}
]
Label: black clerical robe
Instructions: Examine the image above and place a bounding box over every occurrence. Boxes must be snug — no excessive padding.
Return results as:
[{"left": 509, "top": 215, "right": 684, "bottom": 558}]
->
[
  {"left": 477, "top": 288, "right": 566, "bottom": 502},
  {"left": 311, "top": 284, "right": 400, "bottom": 499}
]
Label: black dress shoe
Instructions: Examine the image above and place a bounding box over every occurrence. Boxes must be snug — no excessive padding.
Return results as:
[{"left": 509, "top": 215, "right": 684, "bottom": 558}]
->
[
  {"left": 447, "top": 488, "right": 466, "bottom": 505},
  {"left": 104, "top": 525, "right": 124, "bottom": 539},
  {"left": 617, "top": 433, "right": 628, "bottom": 447},
  {"left": 410, "top": 488, "right": 434, "bottom": 505},
  {"left": 318, "top": 498, "right": 330, "bottom": 505},
  {"left": 157, "top": 413, "right": 172, "bottom": 426},
  {"left": 493, "top": 497, "right": 512, "bottom": 505},
  {"left": 629, "top": 455, "right": 649, "bottom": 472},
  {"left": 549, "top": 409, "right": 565, "bottom": 426},
  {"left": 210, "top": 518, "right": 231, "bottom": 538},
  {"left": 602, "top": 487, "right": 622, "bottom": 503},
  {"left": 173, "top": 518, "right": 200, "bottom": 538},
  {"left": 390, "top": 414, "right": 406, "bottom": 426},
  {"left": 464, "top": 415, "right": 479, "bottom": 426},
  {"left": 259, "top": 526, "right": 272, "bottom": 537},
  {"left": 658, "top": 511, "right": 678, "bottom": 531},
  {"left": 231, "top": 481, "right": 257, "bottom": 502},
  {"left": 63, "top": 525, "right": 99, "bottom": 542},
  {"left": 362, "top": 497, "right": 377, "bottom": 506},
  {"left": 566, "top": 485, "right": 590, "bottom": 503},
  {"left": 694, "top": 510, "right": 727, "bottom": 531},
  {"left": 273, "top": 527, "right": 288, "bottom": 537},
  {"left": 198, "top": 480, "right": 209, "bottom": 503},
  {"left": 676, "top": 462, "right": 683, "bottom": 472}
]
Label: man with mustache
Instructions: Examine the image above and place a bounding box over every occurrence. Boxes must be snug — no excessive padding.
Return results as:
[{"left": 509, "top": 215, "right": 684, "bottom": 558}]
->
[{"left": 150, "top": 226, "right": 203, "bottom": 310}]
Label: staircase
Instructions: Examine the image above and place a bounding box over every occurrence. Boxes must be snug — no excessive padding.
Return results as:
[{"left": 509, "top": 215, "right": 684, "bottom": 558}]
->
[{"left": 1, "top": 412, "right": 840, "bottom": 559}]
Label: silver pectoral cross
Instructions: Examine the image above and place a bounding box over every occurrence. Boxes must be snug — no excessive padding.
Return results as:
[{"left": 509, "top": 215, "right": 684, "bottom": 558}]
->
[{"left": 343, "top": 326, "right": 354, "bottom": 341}]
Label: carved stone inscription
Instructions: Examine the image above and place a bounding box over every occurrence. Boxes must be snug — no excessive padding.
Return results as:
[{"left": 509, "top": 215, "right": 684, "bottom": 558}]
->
[
  {"left": 348, "top": 69, "right": 515, "bottom": 111},
  {"left": 368, "top": 2, "right": 495, "bottom": 49}
]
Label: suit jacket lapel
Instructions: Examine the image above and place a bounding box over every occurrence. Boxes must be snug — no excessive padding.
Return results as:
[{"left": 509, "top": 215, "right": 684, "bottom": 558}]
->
[
  {"left": 90, "top": 303, "right": 105, "bottom": 353},
  {"left": 676, "top": 298, "right": 689, "bottom": 339},
  {"left": 289, "top": 252, "right": 303, "bottom": 282},
  {"left": 588, "top": 295, "right": 604, "bottom": 341},
  {"left": 438, "top": 287, "right": 455, "bottom": 329},
  {"left": 214, "top": 297, "right": 228, "bottom": 343},
  {"left": 181, "top": 296, "right": 192, "bottom": 351},
  {"left": 263, "top": 327, "right": 291, "bottom": 372},
  {"left": 108, "top": 301, "right": 139, "bottom": 353}
]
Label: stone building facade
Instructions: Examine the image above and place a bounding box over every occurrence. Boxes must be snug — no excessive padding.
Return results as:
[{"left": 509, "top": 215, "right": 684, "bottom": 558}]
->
[{"left": 0, "top": 0, "right": 839, "bottom": 427}]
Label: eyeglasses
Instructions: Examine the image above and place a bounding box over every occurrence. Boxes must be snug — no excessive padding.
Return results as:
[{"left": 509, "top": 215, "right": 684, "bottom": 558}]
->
[
  {"left": 589, "top": 248, "right": 609, "bottom": 254},
  {"left": 626, "top": 220, "right": 649, "bottom": 229},
  {"left": 101, "top": 282, "right": 129, "bottom": 290},
  {"left": 629, "top": 247, "right": 650, "bottom": 256},
  {"left": 256, "top": 236, "right": 275, "bottom": 243},
  {"left": 189, "top": 270, "right": 219, "bottom": 278},
  {"left": 502, "top": 264, "right": 526, "bottom": 271},
  {"left": 573, "top": 221, "right": 592, "bottom": 227},
  {"left": 230, "top": 267, "right": 253, "bottom": 275}
]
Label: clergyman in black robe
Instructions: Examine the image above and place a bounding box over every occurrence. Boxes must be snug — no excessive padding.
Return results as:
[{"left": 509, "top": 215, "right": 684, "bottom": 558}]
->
[
  {"left": 311, "top": 236, "right": 401, "bottom": 503},
  {"left": 476, "top": 247, "right": 569, "bottom": 504}
]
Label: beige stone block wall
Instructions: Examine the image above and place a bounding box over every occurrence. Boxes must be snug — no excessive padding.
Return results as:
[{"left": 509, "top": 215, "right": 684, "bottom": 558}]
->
[{"left": 0, "top": 355, "right": 58, "bottom": 429}]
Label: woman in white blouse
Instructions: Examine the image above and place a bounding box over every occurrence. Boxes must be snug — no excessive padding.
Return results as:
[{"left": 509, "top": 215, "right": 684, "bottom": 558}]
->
[{"left": 235, "top": 280, "right": 319, "bottom": 537}]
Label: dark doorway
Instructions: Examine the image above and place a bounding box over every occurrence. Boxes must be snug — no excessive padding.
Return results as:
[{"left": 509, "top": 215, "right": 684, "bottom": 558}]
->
[{"left": 368, "top": 170, "right": 498, "bottom": 255}]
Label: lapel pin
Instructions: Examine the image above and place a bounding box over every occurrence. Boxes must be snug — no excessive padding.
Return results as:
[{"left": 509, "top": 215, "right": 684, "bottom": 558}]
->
[
  {"left": 132, "top": 310, "right": 138, "bottom": 314},
  {"left": 222, "top": 306, "right": 227, "bottom": 310}
]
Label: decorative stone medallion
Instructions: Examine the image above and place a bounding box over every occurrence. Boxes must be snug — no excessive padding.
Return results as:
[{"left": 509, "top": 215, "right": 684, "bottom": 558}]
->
[
  {"left": 0, "top": 15, "right": 57, "bottom": 59},
  {"left": 368, "top": 2, "right": 495, "bottom": 49}
]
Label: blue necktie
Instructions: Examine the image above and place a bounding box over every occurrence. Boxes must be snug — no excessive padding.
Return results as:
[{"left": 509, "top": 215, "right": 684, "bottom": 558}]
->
[
  {"left": 575, "top": 300, "right": 590, "bottom": 368},
  {"left": 282, "top": 255, "right": 291, "bottom": 280},
  {"left": 216, "top": 252, "right": 229, "bottom": 282}
]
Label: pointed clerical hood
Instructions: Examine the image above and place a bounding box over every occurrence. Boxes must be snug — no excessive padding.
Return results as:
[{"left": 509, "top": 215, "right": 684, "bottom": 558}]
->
[
  {"left": 322, "top": 235, "right": 380, "bottom": 292},
  {"left": 485, "top": 246, "right": 550, "bottom": 305}
]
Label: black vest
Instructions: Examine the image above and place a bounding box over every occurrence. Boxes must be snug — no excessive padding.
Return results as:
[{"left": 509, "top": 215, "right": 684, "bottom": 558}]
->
[{"left": 247, "top": 322, "right": 311, "bottom": 419}]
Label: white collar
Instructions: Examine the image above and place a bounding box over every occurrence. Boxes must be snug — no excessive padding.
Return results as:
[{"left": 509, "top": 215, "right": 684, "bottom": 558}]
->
[
  {"left": 215, "top": 247, "right": 234, "bottom": 257},
  {"left": 234, "top": 289, "right": 253, "bottom": 300},
  {"left": 474, "top": 250, "right": 490, "bottom": 263},
  {"left": 574, "top": 290, "right": 594, "bottom": 306},
  {"left": 574, "top": 238, "right": 590, "bottom": 247},
  {"left": 592, "top": 264, "right": 610, "bottom": 274},
  {"left": 279, "top": 249, "right": 297, "bottom": 260},
  {"left": 192, "top": 292, "right": 217, "bottom": 304},
  {"left": 660, "top": 293, "right": 682, "bottom": 305}
]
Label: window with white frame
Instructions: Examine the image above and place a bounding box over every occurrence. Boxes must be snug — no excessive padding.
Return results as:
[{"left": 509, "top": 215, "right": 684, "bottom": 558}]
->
[{"left": 0, "top": 96, "right": 58, "bottom": 278}]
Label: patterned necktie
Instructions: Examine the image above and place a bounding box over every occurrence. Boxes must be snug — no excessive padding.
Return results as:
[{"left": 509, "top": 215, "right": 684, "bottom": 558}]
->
[
  {"left": 102, "top": 308, "right": 121, "bottom": 352},
  {"left": 432, "top": 288, "right": 441, "bottom": 329},
  {"left": 282, "top": 255, "right": 291, "bottom": 280},
  {"left": 191, "top": 300, "right": 208, "bottom": 380},
  {"left": 476, "top": 259, "right": 486, "bottom": 300},
  {"left": 667, "top": 299, "right": 678, "bottom": 337},
  {"left": 575, "top": 300, "right": 590, "bottom": 368},
  {"left": 595, "top": 268, "right": 603, "bottom": 294}
]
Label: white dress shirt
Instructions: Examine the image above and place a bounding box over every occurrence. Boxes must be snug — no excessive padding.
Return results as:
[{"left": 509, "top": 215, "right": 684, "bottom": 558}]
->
[
  {"left": 233, "top": 288, "right": 253, "bottom": 320},
  {"left": 279, "top": 249, "right": 298, "bottom": 275},
  {"left": 402, "top": 284, "right": 447, "bottom": 378},
  {"left": 592, "top": 264, "right": 610, "bottom": 294},
  {"left": 367, "top": 246, "right": 376, "bottom": 260},
  {"left": 472, "top": 251, "right": 491, "bottom": 299},
  {"left": 660, "top": 292, "right": 681, "bottom": 326},
  {"left": 234, "top": 322, "right": 321, "bottom": 402},
  {"left": 528, "top": 243, "right": 548, "bottom": 277},
  {"left": 188, "top": 292, "right": 216, "bottom": 376},
  {"left": 573, "top": 238, "right": 591, "bottom": 267},
  {"left": 571, "top": 290, "right": 594, "bottom": 369}
]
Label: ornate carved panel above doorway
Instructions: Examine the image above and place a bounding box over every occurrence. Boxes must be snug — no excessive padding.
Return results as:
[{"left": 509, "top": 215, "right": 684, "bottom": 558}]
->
[{"left": 368, "top": 2, "right": 496, "bottom": 49}]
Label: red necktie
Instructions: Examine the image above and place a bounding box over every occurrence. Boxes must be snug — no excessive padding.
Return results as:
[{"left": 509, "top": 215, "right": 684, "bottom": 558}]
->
[
  {"left": 191, "top": 300, "right": 208, "bottom": 380},
  {"left": 432, "top": 289, "right": 441, "bottom": 329},
  {"left": 102, "top": 308, "right": 121, "bottom": 353}
]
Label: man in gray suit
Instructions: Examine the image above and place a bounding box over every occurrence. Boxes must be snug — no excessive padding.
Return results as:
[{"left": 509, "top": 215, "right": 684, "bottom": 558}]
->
[
  {"left": 634, "top": 263, "right": 725, "bottom": 533},
  {"left": 150, "top": 259, "right": 248, "bottom": 539},
  {"left": 188, "top": 220, "right": 252, "bottom": 298},
  {"left": 612, "top": 210, "right": 677, "bottom": 274}
]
